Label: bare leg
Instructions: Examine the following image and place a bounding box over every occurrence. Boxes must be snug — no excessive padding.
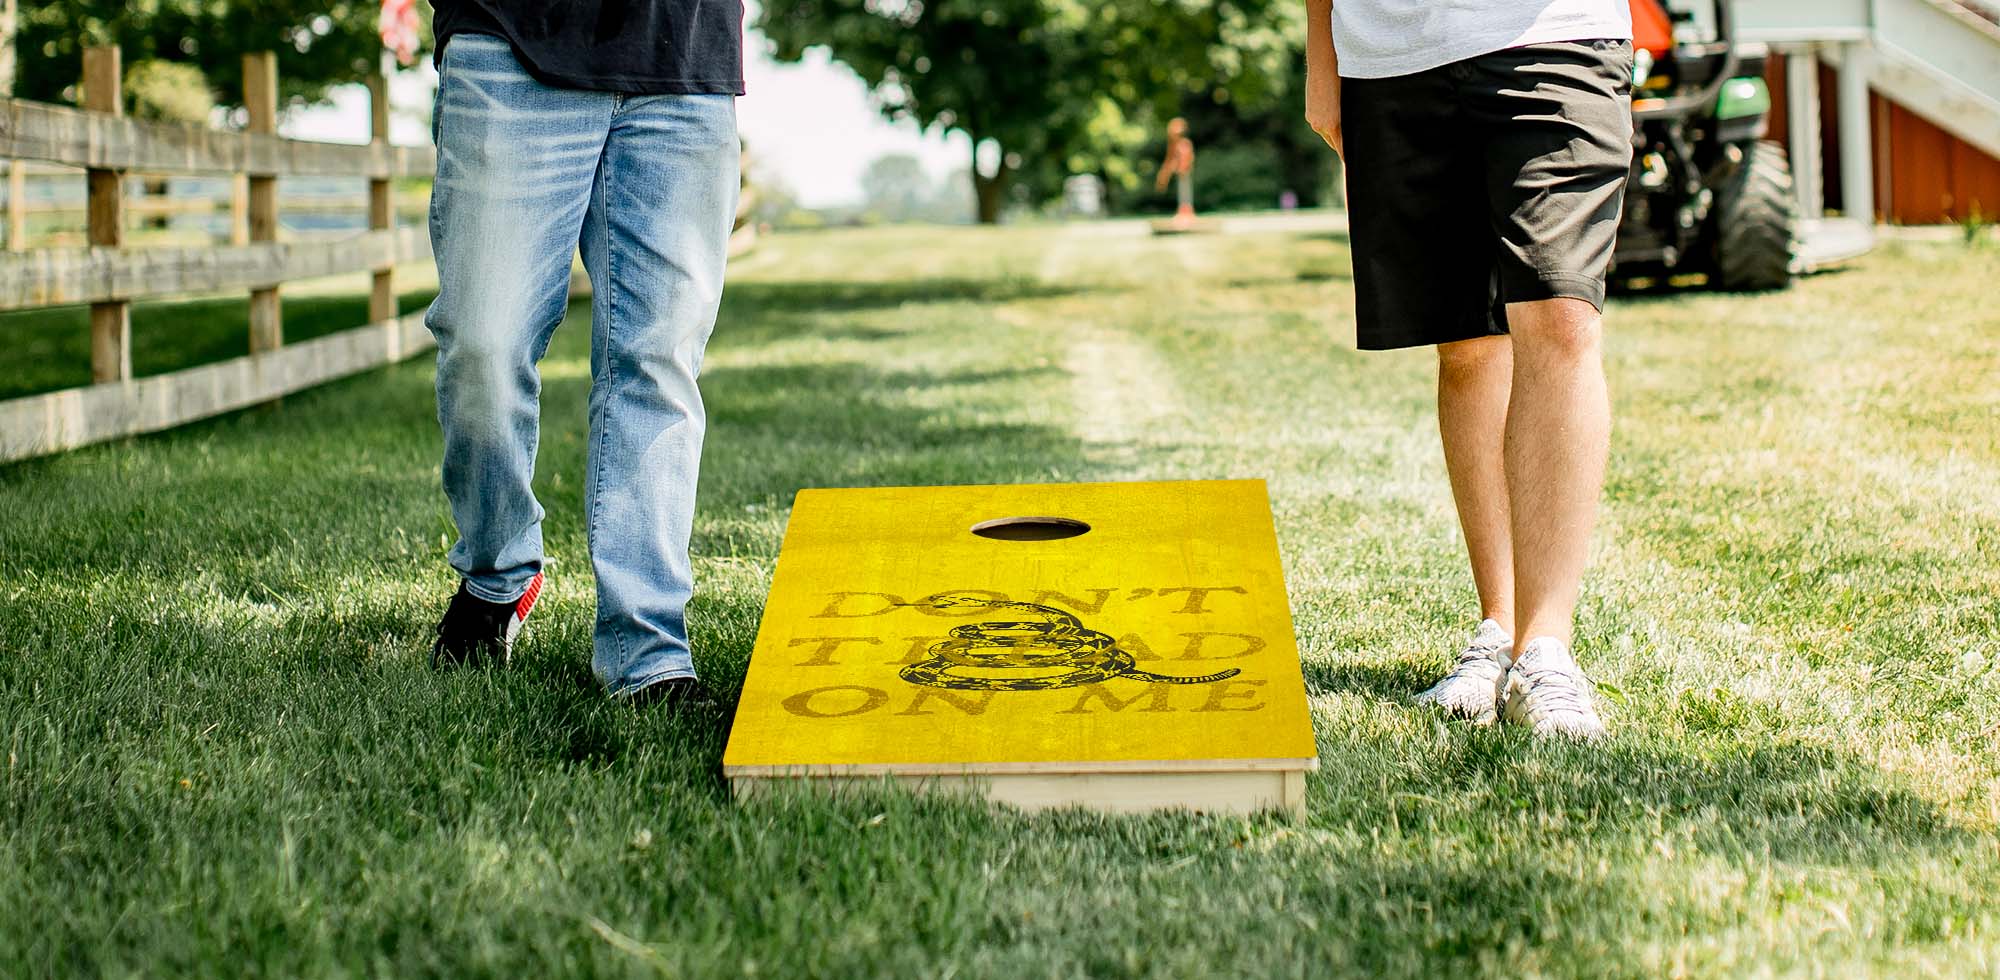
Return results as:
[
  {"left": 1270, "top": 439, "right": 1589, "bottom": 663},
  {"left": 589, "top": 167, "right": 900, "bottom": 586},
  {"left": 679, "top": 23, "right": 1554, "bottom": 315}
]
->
[
  {"left": 1437, "top": 335, "right": 1516, "bottom": 632},
  {"left": 1502, "top": 298, "right": 1610, "bottom": 646}
]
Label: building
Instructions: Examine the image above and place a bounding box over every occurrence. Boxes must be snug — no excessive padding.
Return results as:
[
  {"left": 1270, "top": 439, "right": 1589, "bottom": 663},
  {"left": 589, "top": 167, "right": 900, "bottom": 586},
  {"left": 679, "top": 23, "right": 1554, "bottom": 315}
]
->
[{"left": 1741, "top": 0, "right": 2000, "bottom": 224}]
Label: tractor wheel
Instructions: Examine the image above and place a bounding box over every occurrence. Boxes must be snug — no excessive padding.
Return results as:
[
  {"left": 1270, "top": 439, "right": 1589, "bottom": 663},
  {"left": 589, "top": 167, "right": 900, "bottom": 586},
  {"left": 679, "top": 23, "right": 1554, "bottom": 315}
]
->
[{"left": 1712, "top": 140, "right": 1798, "bottom": 291}]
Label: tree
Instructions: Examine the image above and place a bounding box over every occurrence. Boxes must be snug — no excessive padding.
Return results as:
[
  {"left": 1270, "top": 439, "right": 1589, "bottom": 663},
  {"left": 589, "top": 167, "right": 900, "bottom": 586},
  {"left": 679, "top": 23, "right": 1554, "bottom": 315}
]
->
[
  {"left": 16, "top": 1, "right": 421, "bottom": 108},
  {"left": 758, "top": 0, "right": 1300, "bottom": 223},
  {"left": 124, "top": 59, "right": 215, "bottom": 122},
  {"left": 860, "top": 153, "right": 933, "bottom": 222},
  {"left": 1121, "top": 53, "right": 1340, "bottom": 216},
  {"left": 123, "top": 58, "right": 219, "bottom": 228}
]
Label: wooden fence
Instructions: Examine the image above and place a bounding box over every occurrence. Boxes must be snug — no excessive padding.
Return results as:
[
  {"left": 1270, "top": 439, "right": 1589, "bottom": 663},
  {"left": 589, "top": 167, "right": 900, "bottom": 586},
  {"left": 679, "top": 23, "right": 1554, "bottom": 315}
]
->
[{"left": 0, "top": 46, "right": 437, "bottom": 463}]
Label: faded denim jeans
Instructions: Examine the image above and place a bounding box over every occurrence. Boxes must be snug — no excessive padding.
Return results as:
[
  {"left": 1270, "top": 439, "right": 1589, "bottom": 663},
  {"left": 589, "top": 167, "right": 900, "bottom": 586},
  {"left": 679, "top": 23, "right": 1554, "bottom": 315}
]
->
[{"left": 425, "top": 33, "right": 738, "bottom": 695}]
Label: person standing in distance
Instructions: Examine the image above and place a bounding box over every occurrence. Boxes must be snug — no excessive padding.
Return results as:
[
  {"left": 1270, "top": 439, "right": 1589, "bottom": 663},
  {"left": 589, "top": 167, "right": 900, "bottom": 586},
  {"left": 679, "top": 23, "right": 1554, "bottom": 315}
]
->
[
  {"left": 422, "top": 0, "right": 743, "bottom": 707},
  {"left": 1304, "top": 0, "right": 1636, "bottom": 736},
  {"left": 1154, "top": 117, "right": 1198, "bottom": 228}
]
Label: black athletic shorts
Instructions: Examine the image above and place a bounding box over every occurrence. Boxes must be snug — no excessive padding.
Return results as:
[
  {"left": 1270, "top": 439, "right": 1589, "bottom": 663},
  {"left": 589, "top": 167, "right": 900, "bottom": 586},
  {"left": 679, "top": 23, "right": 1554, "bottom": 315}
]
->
[{"left": 1341, "top": 39, "right": 1634, "bottom": 350}]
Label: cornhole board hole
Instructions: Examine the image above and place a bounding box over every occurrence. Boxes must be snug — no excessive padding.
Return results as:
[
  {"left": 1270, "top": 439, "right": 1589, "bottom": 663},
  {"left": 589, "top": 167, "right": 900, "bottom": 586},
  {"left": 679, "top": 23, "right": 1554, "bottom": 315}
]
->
[{"left": 722, "top": 479, "right": 1318, "bottom": 816}]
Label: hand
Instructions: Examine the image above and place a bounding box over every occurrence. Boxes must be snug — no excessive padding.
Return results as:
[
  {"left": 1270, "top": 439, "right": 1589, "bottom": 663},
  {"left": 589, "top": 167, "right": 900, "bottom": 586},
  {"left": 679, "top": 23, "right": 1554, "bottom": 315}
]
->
[{"left": 1305, "top": 65, "right": 1343, "bottom": 158}]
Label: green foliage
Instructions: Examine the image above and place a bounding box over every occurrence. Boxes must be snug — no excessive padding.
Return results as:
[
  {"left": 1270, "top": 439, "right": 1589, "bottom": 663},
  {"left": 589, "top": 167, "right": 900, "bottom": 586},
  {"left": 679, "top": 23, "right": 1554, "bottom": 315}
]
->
[
  {"left": 18, "top": 0, "right": 430, "bottom": 107},
  {"left": 860, "top": 153, "right": 930, "bottom": 219},
  {"left": 1960, "top": 204, "right": 1992, "bottom": 249},
  {"left": 122, "top": 58, "right": 214, "bottom": 123},
  {"left": 757, "top": 0, "right": 1303, "bottom": 219},
  {"left": 1119, "top": 57, "right": 1339, "bottom": 215}
]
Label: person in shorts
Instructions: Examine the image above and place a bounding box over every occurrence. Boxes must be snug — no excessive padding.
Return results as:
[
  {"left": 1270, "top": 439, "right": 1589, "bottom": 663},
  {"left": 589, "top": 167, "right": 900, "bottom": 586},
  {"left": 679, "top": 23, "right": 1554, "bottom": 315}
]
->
[{"left": 1303, "top": 0, "right": 1636, "bottom": 736}]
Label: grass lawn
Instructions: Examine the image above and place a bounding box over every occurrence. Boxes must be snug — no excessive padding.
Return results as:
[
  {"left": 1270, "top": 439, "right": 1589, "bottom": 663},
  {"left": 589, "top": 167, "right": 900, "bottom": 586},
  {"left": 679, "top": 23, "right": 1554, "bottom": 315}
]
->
[{"left": 3, "top": 217, "right": 1999, "bottom": 976}]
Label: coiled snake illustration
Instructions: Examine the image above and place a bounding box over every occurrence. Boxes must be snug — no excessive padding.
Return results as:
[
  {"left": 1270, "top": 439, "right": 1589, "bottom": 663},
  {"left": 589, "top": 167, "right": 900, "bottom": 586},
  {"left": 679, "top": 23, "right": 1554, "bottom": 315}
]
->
[{"left": 899, "top": 595, "right": 1241, "bottom": 692}]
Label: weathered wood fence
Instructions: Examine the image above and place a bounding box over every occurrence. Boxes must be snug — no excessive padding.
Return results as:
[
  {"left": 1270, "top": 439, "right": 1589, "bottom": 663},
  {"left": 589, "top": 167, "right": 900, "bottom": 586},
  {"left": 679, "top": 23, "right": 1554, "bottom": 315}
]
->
[{"left": 0, "top": 46, "right": 436, "bottom": 463}]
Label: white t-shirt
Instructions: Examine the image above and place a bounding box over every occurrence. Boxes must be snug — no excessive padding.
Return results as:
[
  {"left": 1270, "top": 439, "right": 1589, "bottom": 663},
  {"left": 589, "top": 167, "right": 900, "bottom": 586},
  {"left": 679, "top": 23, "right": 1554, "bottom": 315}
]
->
[{"left": 1329, "top": 1, "right": 1634, "bottom": 79}]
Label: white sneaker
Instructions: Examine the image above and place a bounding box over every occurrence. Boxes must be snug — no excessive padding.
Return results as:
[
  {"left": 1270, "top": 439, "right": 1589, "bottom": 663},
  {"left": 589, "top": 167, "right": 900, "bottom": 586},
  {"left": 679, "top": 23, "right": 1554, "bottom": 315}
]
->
[
  {"left": 1502, "top": 637, "right": 1607, "bottom": 739},
  {"left": 1412, "top": 619, "right": 1511, "bottom": 724}
]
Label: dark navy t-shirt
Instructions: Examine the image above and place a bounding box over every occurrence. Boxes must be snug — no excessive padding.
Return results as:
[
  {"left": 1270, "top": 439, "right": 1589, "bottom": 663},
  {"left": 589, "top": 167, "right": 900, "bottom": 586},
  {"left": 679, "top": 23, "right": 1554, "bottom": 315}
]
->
[{"left": 432, "top": 0, "right": 744, "bottom": 95}]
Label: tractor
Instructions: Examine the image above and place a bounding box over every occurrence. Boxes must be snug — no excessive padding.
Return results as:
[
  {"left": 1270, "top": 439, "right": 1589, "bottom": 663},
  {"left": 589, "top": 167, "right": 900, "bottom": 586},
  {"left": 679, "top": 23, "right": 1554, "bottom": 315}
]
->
[{"left": 1613, "top": 0, "right": 1799, "bottom": 290}]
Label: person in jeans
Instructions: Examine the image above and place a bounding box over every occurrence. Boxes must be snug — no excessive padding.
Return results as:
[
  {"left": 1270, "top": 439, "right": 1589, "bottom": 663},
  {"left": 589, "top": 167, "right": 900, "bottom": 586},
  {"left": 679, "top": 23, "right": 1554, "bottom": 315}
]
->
[
  {"left": 423, "top": 0, "right": 742, "bottom": 706},
  {"left": 1304, "top": 0, "right": 1635, "bottom": 736}
]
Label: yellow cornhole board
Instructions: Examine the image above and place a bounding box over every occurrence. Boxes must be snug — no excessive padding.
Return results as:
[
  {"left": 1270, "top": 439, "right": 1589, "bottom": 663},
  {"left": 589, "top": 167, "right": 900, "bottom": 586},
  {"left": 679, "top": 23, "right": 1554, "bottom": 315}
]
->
[{"left": 722, "top": 479, "right": 1318, "bottom": 815}]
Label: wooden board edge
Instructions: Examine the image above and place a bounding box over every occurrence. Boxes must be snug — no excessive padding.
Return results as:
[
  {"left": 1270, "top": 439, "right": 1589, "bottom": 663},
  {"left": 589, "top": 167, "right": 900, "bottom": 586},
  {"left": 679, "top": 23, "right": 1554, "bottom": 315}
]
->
[
  {"left": 1281, "top": 770, "right": 1307, "bottom": 815},
  {"left": 730, "top": 768, "right": 1307, "bottom": 818},
  {"left": 721, "top": 755, "right": 1319, "bottom": 778}
]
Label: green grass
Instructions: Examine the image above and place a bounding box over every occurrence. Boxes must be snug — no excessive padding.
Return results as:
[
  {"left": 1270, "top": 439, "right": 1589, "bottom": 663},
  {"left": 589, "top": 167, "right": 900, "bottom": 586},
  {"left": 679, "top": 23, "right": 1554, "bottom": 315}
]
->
[{"left": 4, "top": 219, "right": 1999, "bottom": 977}]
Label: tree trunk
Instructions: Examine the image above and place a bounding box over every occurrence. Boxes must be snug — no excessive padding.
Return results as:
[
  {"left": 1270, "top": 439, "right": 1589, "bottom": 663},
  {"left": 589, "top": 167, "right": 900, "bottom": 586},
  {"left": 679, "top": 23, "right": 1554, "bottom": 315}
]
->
[{"left": 971, "top": 164, "right": 1010, "bottom": 225}]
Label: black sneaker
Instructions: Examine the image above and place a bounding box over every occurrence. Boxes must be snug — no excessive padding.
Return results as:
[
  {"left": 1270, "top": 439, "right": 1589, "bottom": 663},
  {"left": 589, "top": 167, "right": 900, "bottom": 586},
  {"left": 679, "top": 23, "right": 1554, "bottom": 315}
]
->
[
  {"left": 623, "top": 676, "right": 721, "bottom": 711},
  {"left": 430, "top": 572, "right": 543, "bottom": 668}
]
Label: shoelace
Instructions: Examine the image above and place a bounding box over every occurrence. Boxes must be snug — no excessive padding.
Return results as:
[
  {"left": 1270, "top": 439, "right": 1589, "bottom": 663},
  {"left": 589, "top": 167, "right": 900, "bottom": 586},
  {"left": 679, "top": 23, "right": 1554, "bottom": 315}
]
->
[
  {"left": 1516, "top": 659, "right": 1591, "bottom": 715},
  {"left": 1452, "top": 643, "right": 1504, "bottom": 671}
]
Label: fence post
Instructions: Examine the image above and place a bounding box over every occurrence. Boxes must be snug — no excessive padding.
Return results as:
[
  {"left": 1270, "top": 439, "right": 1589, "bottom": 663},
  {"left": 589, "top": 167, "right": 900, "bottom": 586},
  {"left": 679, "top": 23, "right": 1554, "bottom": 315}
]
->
[
  {"left": 229, "top": 175, "right": 249, "bottom": 246},
  {"left": 83, "top": 45, "right": 130, "bottom": 384},
  {"left": 244, "top": 51, "right": 282, "bottom": 353},
  {"left": 367, "top": 59, "right": 396, "bottom": 324}
]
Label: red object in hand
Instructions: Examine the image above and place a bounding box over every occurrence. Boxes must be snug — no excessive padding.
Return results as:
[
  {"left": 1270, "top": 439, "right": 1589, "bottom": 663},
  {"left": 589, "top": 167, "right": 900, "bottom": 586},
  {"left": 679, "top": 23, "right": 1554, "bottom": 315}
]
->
[{"left": 380, "top": 0, "right": 421, "bottom": 66}]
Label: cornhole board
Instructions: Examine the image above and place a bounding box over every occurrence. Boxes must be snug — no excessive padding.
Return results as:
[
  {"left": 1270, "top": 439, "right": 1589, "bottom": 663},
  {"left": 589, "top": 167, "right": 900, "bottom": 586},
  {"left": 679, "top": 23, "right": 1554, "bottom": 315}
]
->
[
  {"left": 1149, "top": 218, "right": 1219, "bottom": 236},
  {"left": 722, "top": 479, "right": 1318, "bottom": 816}
]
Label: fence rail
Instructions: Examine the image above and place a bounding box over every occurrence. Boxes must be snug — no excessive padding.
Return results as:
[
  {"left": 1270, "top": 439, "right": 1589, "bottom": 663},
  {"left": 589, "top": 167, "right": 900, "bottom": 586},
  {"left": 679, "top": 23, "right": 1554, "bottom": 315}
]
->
[
  {"left": 1, "top": 312, "right": 433, "bottom": 461},
  {"left": 0, "top": 227, "right": 430, "bottom": 310},
  {"left": 16, "top": 189, "right": 428, "bottom": 219},
  {"left": 0, "top": 45, "right": 434, "bottom": 464},
  {"left": 0, "top": 97, "right": 436, "bottom": 178}
]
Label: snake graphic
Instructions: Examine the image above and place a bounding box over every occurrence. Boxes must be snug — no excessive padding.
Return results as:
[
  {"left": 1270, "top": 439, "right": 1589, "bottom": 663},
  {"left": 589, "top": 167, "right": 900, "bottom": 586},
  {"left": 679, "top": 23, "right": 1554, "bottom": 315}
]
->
[{"left": 898, "top": 595, "right": 1242, "bottom": 692}]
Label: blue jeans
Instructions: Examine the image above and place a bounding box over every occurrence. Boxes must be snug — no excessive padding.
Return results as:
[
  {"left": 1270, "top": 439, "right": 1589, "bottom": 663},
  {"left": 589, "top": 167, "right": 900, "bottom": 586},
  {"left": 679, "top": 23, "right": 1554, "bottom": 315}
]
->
[{"left": 425, "top": 34, "right": 738, "bottom": 695}]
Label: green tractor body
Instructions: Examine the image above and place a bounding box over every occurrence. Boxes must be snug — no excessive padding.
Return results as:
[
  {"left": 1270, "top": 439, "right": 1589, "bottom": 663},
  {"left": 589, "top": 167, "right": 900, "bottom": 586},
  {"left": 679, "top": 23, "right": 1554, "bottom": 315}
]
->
[{"left": 1614, "top": 0, "right": 1799, "bottom": 290}]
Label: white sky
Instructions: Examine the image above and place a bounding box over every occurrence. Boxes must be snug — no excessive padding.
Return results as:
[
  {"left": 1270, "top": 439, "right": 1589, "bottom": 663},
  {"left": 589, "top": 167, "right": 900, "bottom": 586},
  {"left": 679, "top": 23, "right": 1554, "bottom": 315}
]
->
[{"left": 285, "top": 27, "right": 969, "bottom": 209}]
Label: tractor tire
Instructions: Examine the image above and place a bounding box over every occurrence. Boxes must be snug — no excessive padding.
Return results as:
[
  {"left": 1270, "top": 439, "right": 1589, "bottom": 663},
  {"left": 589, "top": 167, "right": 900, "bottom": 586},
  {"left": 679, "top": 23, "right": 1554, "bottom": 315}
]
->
[{"left": 1712, "top": 140, "right": 1798, "bottom": 291}]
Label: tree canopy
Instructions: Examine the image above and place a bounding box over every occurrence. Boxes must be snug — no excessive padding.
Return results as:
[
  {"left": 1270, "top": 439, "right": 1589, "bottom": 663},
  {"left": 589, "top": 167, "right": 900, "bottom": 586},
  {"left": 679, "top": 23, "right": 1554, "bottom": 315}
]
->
[
  {"left": 17, "top": 1, "right": 419, "bottom": 108},
  {"left": 757, "top": 0, "right": 1302, "bottom": 222}
]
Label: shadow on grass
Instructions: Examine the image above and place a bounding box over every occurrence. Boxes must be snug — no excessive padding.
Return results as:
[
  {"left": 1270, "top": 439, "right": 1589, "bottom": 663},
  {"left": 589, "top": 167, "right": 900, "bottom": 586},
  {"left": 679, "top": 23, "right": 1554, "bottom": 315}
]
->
[
  {"left": 719, "top": 277, "right": 1087, "bottom": 315},
  {"left": 1225, "top": 267, "right": 1352, "bottom": 289},
  {"left": 1303, "top": 657, "right": 1432, "bottom": 703},
  {"left": 709, "top": 277, "right": 1111, "bottom": 351}
]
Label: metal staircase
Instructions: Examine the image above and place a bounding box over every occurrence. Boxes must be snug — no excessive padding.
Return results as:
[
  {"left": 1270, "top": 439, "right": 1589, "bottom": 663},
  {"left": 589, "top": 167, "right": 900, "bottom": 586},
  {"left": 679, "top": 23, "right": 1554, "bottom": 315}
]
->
[{"left": 1741, "top": 0, "right": 2000, "bottom": 223}]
